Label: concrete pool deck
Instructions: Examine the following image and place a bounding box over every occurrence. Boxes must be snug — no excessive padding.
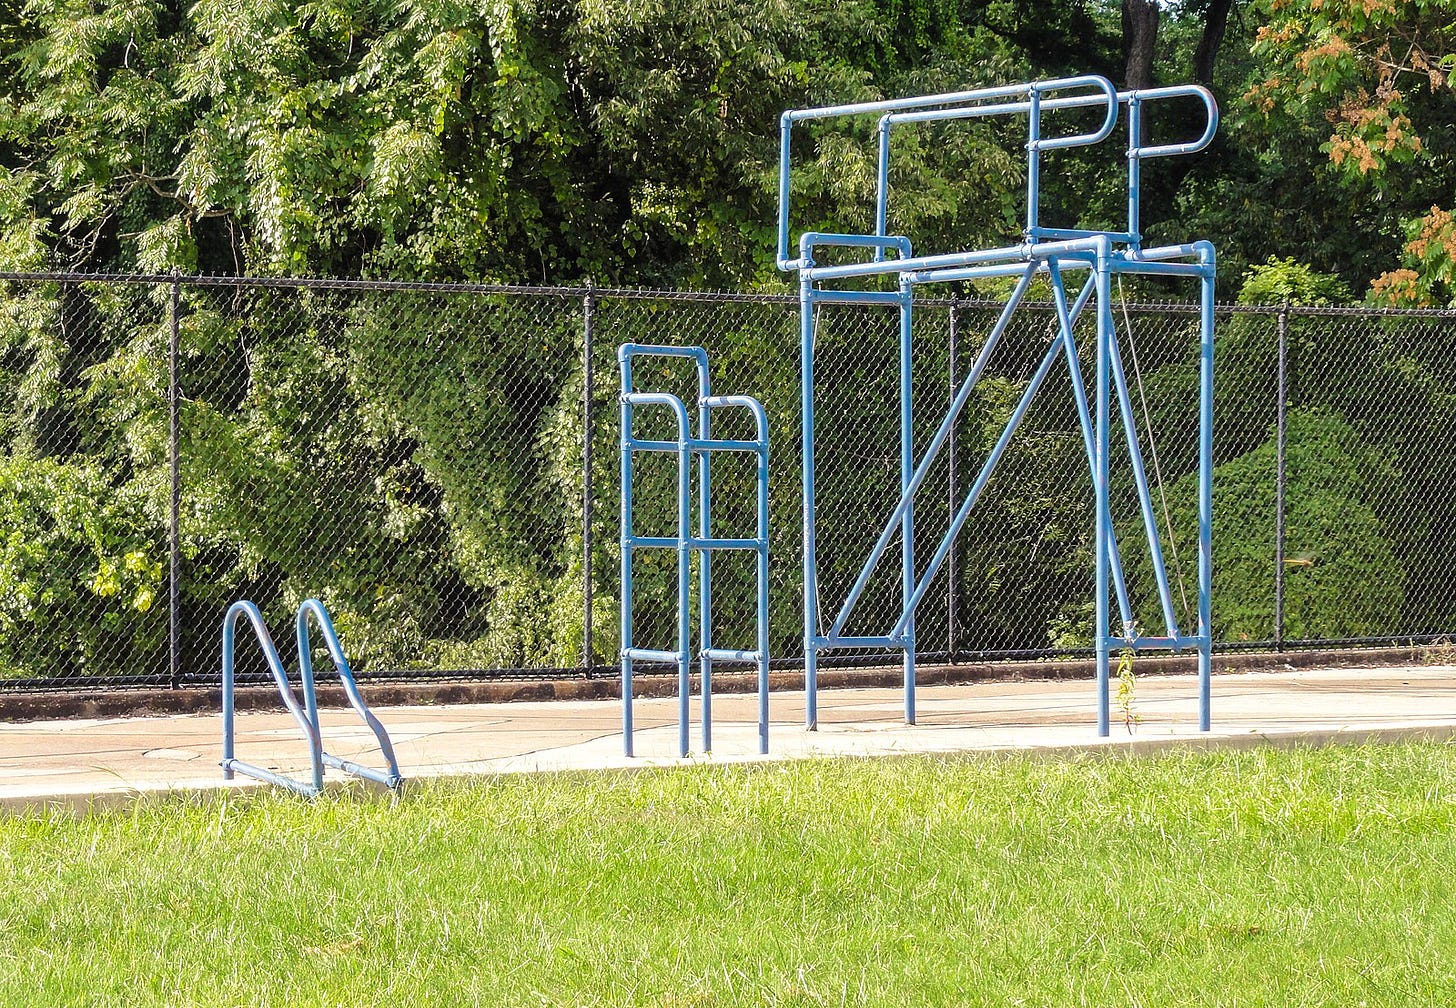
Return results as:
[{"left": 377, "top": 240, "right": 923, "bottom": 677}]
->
[{"left": 4, "top": 664, "right": 1456, "bottom": 813}]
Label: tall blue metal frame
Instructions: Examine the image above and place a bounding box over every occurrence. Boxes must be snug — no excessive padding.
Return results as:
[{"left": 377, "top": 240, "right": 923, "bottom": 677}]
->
[
  {"left": 777, "top": 76, "right": 1217, "bottom": 737},
  {"left": 221, "top": 598, "right": 403, "bottom": 795},
  {"left": 619, "top": 344, "right": 770, "bottom": 757}
]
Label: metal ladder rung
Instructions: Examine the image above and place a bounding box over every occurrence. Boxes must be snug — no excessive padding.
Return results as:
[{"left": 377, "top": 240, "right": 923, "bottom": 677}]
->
[
  {"left": 626, "top": 438, "right": 766, "bottom": 453},
  {"left": 812, "top": 634, "right": 907, "bottom": 649},
  {"left": 623, "top": 647, "right": 684, "bottom": 663},
  {"left": 628, "top": 535, "right": 764, "bottom": 550},
  {"left": 701, "top": 648, "right": 764, "bottom": 662}
]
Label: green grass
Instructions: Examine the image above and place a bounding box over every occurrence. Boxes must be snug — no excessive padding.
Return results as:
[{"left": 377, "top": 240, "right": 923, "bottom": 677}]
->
[{"left": 4, "top": 745, "right": 1456, "bottom": 1006}]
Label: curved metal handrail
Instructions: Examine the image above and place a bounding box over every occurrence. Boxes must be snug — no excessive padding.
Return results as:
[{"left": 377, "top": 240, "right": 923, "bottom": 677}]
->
[
  {"left": 875, "top": 76, "right": 1118, "bottom": 147},
  {"left": 296, "top": 599, "right": 403, "bottom": 790},
  {"left": 220, "top": 600, "right": 325, "bottom": 797},
  {"left": 1123, "top": 85, "right": 1219, "bottom": 249},
  {"left": 779, "top": 75, "right": 1122, "bottom": 269},
  {"left": 777, "top": 75, "right": 1220, "bottom": 271},
  {"left": 1125, "top": 85, "right": 1219, "bottom": 159},
  {"left": 619, "top": 344, "right": 771, "bottom": 758}
]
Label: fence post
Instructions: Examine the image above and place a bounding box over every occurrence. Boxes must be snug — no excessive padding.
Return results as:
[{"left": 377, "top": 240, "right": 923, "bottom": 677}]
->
[
  {"left": 1274, "top": 300, "right": 1289, "bottom": 651},
  {"left": 582, "top": 283, "right": 597, "bottom": 676},
  {"left": 947, "top": 300, "right": 959, "bottom": 661},
  {"left": 168, "top": 272, "right": 182, "bottom": 689}
]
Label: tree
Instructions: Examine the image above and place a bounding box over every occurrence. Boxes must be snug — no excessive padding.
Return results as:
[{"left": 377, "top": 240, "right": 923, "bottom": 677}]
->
[
  {"left": 1191, "top": 0, "right": 1236, "bottom": 86},
  {"left": 1243, "top": 0, "right": 1456, "bottom": 303},
  {"left": 1149, "top": 408, "right": 1403, "bottom": 641},
  {"left": 1123, "top": 0, "right": 1160, "bottom": 90},
  {"left": 1, "top": 0, "right": 1060, "bottom": 286}
]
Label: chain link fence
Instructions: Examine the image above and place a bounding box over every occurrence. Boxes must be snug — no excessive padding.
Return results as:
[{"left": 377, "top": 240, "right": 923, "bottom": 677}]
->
[{"left": 1, "top": 272, "right": 1453, "bottom": 692}]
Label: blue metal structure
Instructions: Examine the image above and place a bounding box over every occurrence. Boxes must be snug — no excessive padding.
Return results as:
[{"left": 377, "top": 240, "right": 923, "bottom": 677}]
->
[
  {"left": 221, "top": 598, "right": 403, "bottom": 795},
  {"left": 619, "top": 344, "right": 770, "bottom": 757},
  {"left": 776, "top": 75, "right": 1217, "bottom": 737}
]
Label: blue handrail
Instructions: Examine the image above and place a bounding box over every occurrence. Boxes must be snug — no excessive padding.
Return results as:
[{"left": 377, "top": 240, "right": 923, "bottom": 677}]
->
[
  {"left": 776, "top": 73, "right": 1217, "bottom": 271},
  {"left": 220, "top": 599, "right": 403, "bottom": 795},
  {"left": 296, "top": 599, "right": 403, "bottom": 790},
  {"left": 220, "top": 600, "right": 325, "bottom": 797},
  {"left": 776, "top": 75, "right": 1218, "bottom": 738},
  {"left": 619, "top": 343, "right": 771, "bottom": 758}
]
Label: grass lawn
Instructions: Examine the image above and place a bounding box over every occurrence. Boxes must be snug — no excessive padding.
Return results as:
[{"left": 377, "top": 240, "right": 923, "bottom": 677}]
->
[{"left": 3, "top": 744, "right": 1456, "bottom": 1006}]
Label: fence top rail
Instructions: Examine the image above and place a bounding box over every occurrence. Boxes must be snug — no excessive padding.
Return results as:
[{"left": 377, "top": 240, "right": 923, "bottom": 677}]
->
[{"left": 2, "top": 270, "right": 1456, "bottom": 319}]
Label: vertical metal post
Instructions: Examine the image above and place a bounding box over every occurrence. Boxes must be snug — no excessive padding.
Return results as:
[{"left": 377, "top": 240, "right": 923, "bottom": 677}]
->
[
  {"left": 582, "top": 285, "right": 596, "bottom": 674},
  {"left": 619, "top": 355, "right": 634, "bottom": 757},
  {"left": 697, "top": 358, "right": 713, "bottom": 754},
  {"left": 220, "top": 613, "right": 235, "bottom": 777},
  {"left": 899, "top": 276, "right": 916, "bottom": 725},
  {"left": 1125, "top": 94, "right": 1143, "bottom": 251},
  {"left": 756, "top": 424, "right": 771, "bottom": 755},
  {"left": 1274, "top": 301, "right": 1288, "bottom": 651},
  {"left": 1094, "top": 246, "right": 1113, "bottom": 737},
  {"left": 168, "top": 273, "right": 181, "bottom": 690},
  {"left": 801, "top": 280, "right": 819, "bottom": 730},
  {"left": 1197, "top": 251, "right": 1216, "bottom": 732},
  {"left": 675, "top": 420, "right": 692, "bottom": 759},
  {"left": 946, "top": 301, "right": 959, "bottom": 662},
  {"left": 1025, "top": 87, "right": 1042, "bottom": 240}
]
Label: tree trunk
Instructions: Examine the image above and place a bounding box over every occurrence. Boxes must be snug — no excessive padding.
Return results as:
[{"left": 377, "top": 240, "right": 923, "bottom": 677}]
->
[
  {"left": 1122, "top": 0, "right": 1160, "bottom": 91},
  {"left": 1193, "top": 0, "right": 1235, "bottom": 87}
]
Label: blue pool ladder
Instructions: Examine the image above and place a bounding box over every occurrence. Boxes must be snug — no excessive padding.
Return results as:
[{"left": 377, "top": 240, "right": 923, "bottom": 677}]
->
[
  {"left": 619, "top": 344, "right": 771, "bottom": 758},
  {"left": 221, "top": 599, "right": 403, "bottom": 796}
]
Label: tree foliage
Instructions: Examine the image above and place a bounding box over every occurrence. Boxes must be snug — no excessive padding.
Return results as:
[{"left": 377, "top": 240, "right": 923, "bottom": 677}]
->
[
  {"left": 2, "top": 0, "right": 1066, "bottom": 286},
  {"left": 1243, "top": 0, "right": 1456, "bottom": 303},
  {"left": 5, "top": 0, "right": 1456, "bottom": 678},
  {"left": 1154, "top": 407, "right": 1403, "bottom": 641}
]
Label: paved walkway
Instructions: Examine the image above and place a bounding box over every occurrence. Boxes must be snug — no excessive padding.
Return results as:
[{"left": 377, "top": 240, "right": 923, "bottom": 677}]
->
[{"left": 4, "top": 665, "right": 1456, "bottom": 812}]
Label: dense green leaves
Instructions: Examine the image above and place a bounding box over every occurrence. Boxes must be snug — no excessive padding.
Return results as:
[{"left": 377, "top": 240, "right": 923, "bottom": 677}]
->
[
  {"left": 1242, "top": 0, "right": 1456, "bottom": 303},
  {"left": 1151, "top": 408, "right": 1403, "bottom": 641},
  {"left": 0, "top": 454, "right": 165, "bottom": 677},
  {"left": 3, "top": 0, "right": 1456, "bottom": 678}
]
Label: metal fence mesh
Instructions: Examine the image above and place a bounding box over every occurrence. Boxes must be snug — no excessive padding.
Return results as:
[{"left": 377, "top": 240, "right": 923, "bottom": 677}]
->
[{"left": 1, "top": 273, "right": 1453, "bottom": 691}]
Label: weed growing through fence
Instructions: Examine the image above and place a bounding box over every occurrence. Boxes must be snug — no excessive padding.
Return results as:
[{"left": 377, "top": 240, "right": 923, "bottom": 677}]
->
[{"left": 1419, "top": 637, "right": 1456, "bottom": 665}]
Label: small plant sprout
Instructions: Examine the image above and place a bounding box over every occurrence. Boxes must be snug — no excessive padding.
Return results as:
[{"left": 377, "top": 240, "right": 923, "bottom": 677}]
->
[{"left": 1115, "top": 646, "right": 1139, "bottom": 735}]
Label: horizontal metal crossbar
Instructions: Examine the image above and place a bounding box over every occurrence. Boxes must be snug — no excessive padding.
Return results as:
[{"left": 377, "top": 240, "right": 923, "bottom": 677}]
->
[
  {"left": 1113, "top": 636, "right": 1212, "bottom": 650},
  {"left": 625, "top": 438, "right": 766, "bottom": 453},
  {"left": 623, "top": 647, "right": 683, "bottom": 664},
  {"left": 220, "top": 760, "right": 320, "bottom": 798},
  {"left": 701, "top": 648, "right": 765, "bottom": 663},
  {"left": 811, "top": 635, "right": 910, "bottom": 650},
  {"left": 629, "top": 536, "right": 764, "bottom": 550}
]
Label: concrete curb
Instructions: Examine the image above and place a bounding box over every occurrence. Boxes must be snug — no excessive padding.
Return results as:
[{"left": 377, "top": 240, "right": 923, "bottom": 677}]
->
[
  {"left": 7, "top": 719, "right": 1455, "bottom": 818},
  {"left": 0, "top": 645, "right": 1436, "bottom": 722}
]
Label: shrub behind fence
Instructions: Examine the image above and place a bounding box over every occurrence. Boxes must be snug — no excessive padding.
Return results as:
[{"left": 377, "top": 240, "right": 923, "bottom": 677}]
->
[{"left": 0, "top": 273, "right": 1451, "bottom": 690}]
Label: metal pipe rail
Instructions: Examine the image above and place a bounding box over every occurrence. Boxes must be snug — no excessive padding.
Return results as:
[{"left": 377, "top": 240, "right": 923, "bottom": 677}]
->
[
  {"left": 296, "top": 599, "right": 403, "bottom": 790},
  {"left": 221, "top": 600, "right": 325, "bottom": 797},
  {"left": 776, "top": 75, "right": 1217, "bottom": 738},
  {"left": 221, "top": 599, "right": 403, "bottom": 796},
  {"left": 619, "top": 344, "right": 770, "bottom": 758},
  {"left": 777, "top": 74, "right": 1217, "bottom": 272}
]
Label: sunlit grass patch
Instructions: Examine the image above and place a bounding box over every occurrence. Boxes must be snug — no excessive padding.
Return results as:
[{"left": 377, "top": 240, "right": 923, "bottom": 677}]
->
[{"left": 3, "top": 745, "right": 1456, "bottom": 1006}]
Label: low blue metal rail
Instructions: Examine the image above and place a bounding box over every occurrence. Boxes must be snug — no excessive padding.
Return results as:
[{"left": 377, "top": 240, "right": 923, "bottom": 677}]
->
[
  {"left": 619, "top": 344, "right": 770, "bottom": 758},
  {"left": 221, "top": 598, "right": 403, "bottom": 795}
]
